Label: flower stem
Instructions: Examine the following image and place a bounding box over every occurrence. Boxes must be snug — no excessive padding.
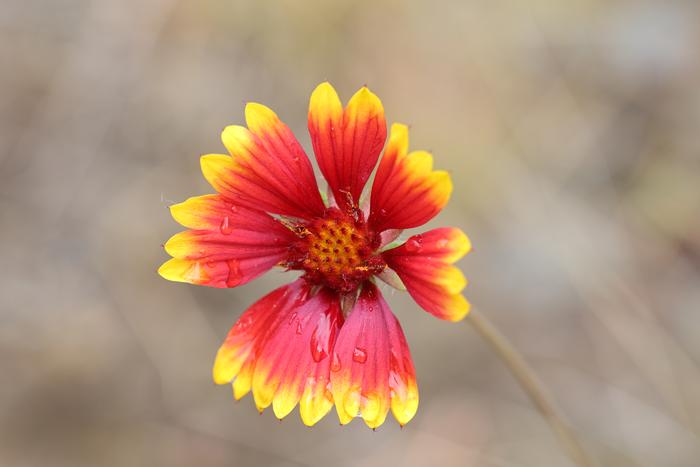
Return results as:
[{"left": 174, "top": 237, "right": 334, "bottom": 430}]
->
[{"left": 467, "top": 308, "right": 596, "bottom": 467}]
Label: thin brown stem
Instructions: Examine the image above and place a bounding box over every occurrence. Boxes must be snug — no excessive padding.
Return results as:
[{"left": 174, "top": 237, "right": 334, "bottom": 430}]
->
[{"left": 467, "top": 308, "right": 596, "bottom": 467}]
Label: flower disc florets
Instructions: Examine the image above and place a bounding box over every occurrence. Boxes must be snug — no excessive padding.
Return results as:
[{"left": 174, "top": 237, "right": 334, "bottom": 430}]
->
[{"left": 286, "top": 207, "right": 385, "bottom": 294}]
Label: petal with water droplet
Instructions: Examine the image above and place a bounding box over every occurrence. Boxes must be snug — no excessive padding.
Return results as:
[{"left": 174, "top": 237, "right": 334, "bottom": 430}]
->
[
  {"left": 249, "top": 287, "right": 343, "bottom": 423},
  {"left": 160, "top": 197, "right": 296, "bottom": 288},
  {"left": 330, "top": 283, "right": 418, "bottom": 428}
]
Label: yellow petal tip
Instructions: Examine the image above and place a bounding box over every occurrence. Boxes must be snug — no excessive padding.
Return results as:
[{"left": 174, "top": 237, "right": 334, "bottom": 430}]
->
[
  {"left": 244, "top": 102, "right": 278, "bottom": 131},
  {"left": 313, "top": 81, "right": 337, "bottom": 94},
  {"left": 158, "top": 258, "right": 195, "bottom": 284},
  {"left": 447, "top": 294, "right": 470, "bottom": 322}
]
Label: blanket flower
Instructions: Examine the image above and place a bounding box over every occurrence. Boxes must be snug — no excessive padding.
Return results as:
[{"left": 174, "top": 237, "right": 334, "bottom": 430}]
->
[{"left": 159, "top": 82, "right": 470, "bottom": 428}]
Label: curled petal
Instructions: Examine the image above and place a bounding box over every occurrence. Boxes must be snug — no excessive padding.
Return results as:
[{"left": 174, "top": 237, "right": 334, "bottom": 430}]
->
[
  {"left": 369, "top": 123, "right": 452, "bottom": 232},
  {"left": 308, "top": 82, "right": 386, "bottom": 210},
  {"left": 200, "top": 105, "right": 326, "bottom": 219},
  {"left": 383, "top": 228, "right": 471, "bottom": 321},
  {"left": 330, "top": 283, "right": 419, "bottom": 428},
  {"left": 159, "top": 195, "right": 295, "bottom": 288}
]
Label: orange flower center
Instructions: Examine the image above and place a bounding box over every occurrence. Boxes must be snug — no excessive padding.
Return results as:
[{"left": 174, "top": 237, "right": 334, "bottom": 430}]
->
[
  {"left": 286, "top": 208, "right": 385, "bottom": 293},
  {"left": 306, "top": 218, "right": 365, "bottom": 271}
]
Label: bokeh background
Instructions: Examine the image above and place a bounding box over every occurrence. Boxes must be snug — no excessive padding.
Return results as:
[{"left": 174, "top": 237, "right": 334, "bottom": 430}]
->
[{"left": 2, "top": 1, "right": 700, "bottom": 466}]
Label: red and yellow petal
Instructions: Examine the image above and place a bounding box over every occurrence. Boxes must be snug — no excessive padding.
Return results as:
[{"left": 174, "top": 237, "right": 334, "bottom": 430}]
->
[
  {"left": 164, "top": 230, "right": 289, "bottom": 262},
  {"left": 383, "top": 228, "right": 471, "bottom": 322},
  {"left": 169, "top": 194, "right": 225, "bottom": 230},
  {"left": 213, "top": 279, "right": 344, "bottom": 426},
  {"left": 251, "top": 288, "right": 343, "bottom": 423},
  {"left": 159, "top": 195, "right": 296, "bottom": 288},
  {"left": 158, "top": 256, "right": 283, "bottom": 289},
  {"left": 368, "top": 123, "right": 452, "bottom": 232},
  {"left": 200, "top": 153, "right": 280, "bottom": 214},
  {"left": 308, "top": 82, "right": 386, "bottom": 210},
  {"left": 330, "top": 283, "right": 419, "bottom": 428},
  {"left": 200, "top": 104, "right": 325, "bottom": 219},
  {"left": 244, "top": 103, "right": 327, "bottom": 215},
  {"left": 212, "top": 281, "right": 303, "bottom": 387}
]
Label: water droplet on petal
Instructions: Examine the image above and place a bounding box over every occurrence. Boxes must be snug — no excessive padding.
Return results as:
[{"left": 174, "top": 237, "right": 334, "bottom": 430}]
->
[
  {"left": 288, "top": 312, "right": 298, "bottom": 324},
  {"left": 379, "top": 208, "right": 388, "bottom": 217},
  {"left": 225, "top": 260, "right": 241, "bottom": 287},
  {"left": 310, "top": 315, "right": 335, "bottom": 362},
  {"left": 296, "top": 321, "right": 303, "bottom": 335},
  {"left": 352, "top": 347, "right": 367, "bottom": 363},
  {"left": 304, "top": 376, "right": 317, "bottom": 392},
  {"left": 436, "top": 238, "right": 448, "bottom": 249},
  {"left": 311, "top": 342, "right": 325, "bottom": 362},
  {"left": 405, "top": 236, "right": 423, "bottom": 253},
  {"left": 239, "top": 315, "right": 253, "bottom": 331},
  {"left": 331, "top": 352, "right": 342, "bottom": 372},
  {"left": 220, "top": 216, "right": 233, "bottom": 235}
]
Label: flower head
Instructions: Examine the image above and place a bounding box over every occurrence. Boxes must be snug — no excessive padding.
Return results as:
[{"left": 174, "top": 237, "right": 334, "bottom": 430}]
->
[{"left": 159, "top": 82, "right": 471, "bottom": 428}]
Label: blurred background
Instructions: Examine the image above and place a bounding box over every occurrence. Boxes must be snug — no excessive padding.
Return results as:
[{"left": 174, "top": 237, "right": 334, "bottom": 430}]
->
[{"left": 2, "top": 0, "right": 699, "bottom": 466}]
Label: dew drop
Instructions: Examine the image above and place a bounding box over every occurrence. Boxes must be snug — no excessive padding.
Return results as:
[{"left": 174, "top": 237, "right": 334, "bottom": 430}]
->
[
  {"left": 288, "top": 312, "right": 298, "bottom": 324},
  {"left": 304, "top": 376, "right": 316, "bottom": 392},
  {"left": 235, "top": 315, "right": 253, "bottom": 331},
  {"left": 436, "top": 238, "right": 448, "bottom": 249},
  {"left": 352, "top": 347, "right": 367, "bottom": 363},
  {"left": 405, "top": 236, "right": 423, "bottom": 253},
  {"left": 225, "top": 260, "right": 241, "bottom": 287},
  {"left": 220, "top": 216, "right": 233, "bottom": 235},
  {"left": 310, "top": 337, "right": 325, "bottom": 363},
  {"left": 379, "top": 208, "right": 388, "bottom": 217},
  {"left": 311, "top": 342, "right": 327, "bottom": 362},
  {"left": 296, "top": 321, "right": 303, "bottom": 335},
  {"left": 310, "top": 315, "right": 333, "bottom": 362},
  {"left": 331, "top": 352, "right": 342, "bottom": 372}
]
